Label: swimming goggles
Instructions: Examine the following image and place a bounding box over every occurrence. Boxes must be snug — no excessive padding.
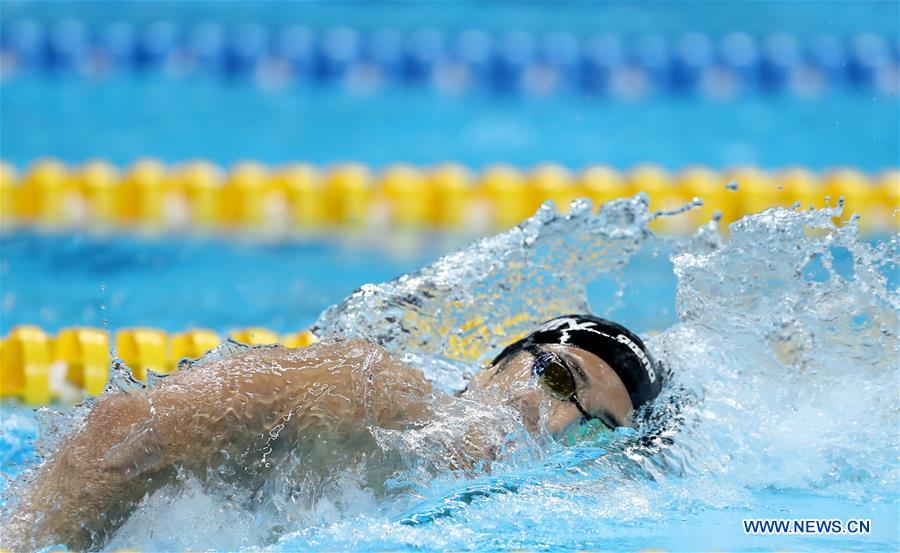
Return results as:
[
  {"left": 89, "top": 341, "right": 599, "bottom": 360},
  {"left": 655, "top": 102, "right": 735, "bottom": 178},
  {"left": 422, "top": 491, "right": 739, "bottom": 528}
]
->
[{"left": 524, "top": 345, "right": 615, "bottom": 430}]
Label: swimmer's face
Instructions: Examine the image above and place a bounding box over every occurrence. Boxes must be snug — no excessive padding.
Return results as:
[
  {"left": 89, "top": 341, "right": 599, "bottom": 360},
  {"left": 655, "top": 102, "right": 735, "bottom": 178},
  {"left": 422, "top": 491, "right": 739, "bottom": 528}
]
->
[{"left": 464, "top": 344, "right": 634, "bottom": 438}]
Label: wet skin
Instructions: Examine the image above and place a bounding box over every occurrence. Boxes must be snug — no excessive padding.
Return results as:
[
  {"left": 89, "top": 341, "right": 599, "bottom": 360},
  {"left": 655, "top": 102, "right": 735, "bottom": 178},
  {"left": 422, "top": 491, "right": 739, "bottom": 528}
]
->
[{"left": 5, "top": 338, "right": 633, "bottom": 551}]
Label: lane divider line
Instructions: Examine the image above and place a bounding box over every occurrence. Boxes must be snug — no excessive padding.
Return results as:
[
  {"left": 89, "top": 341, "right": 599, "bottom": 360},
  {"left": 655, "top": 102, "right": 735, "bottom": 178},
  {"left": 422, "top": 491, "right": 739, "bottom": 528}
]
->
[
  {"left": 0, "top": 325, "right": 317, "bottom": 404},
  {"left": 2, "top": 23, "right": 898, "bottom": 97},
  {"left": 1, "top": 160, "right": 897, "bottom": 233}
]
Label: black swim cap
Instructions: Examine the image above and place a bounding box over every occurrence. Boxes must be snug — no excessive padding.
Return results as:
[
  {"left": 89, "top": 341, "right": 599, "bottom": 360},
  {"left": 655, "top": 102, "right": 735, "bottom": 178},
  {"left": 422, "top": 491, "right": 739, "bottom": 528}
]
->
[{"left": 491, "top": 314, "right": 663, "bottom": 411}]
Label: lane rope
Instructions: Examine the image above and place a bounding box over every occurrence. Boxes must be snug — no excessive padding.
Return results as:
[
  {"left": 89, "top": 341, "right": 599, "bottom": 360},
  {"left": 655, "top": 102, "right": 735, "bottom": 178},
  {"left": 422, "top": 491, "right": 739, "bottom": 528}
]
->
[
  {"left": 2, "top": 22, "right": 898, "bottom": 97},
  {"left": 1, "top": 160, "right": 897, "bottom": 233},
  {"left": 0, "top": 325, "right": 317, "bottom": 404}
]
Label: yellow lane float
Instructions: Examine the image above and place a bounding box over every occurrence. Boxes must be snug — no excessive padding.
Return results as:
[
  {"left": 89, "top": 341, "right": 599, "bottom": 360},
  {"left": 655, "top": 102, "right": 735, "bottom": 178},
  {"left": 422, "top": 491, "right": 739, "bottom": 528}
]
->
[
  {"left": 0, "top": 325, "right": 319, "bottom": 404},
  {"left": 0, "top": 160, "right": 896, "bottom": 233}
]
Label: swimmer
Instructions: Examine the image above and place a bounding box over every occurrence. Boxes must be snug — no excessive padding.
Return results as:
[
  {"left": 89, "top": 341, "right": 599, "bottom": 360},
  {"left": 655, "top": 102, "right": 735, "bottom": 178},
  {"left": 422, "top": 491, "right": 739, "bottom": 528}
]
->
[{"left": 6, "top": 314, "right": 662, "bottom": 551}]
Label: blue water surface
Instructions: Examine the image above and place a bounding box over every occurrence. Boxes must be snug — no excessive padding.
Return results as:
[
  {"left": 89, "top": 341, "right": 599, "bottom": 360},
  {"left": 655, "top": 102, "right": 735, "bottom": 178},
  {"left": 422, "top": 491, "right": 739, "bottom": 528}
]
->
[
  {"left": 3, "top": 0, "right": 898, "bottom": 35},
  {"left": 0, "top": 231, "right": 678, "bottom": 335},
  {"left": 2, "top": 78, "right": 898, "bottom": 171}
]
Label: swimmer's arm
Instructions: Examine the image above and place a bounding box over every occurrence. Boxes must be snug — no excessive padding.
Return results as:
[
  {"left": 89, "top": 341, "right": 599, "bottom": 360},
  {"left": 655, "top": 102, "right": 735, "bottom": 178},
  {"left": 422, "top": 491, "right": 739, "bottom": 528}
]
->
[
  {"left": 8, "top": 341, "right": 433, "bottom": 550},
  {"left": 4, "top": 390, "right": 167, "bottom": 550}
]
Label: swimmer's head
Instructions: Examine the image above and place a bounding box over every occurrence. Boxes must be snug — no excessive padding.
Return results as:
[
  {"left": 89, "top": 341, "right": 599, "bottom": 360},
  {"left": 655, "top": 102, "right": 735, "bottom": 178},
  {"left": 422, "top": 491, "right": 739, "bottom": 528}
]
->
[{"left": 463, "top": 314, "right": 663, "bottom": 438}]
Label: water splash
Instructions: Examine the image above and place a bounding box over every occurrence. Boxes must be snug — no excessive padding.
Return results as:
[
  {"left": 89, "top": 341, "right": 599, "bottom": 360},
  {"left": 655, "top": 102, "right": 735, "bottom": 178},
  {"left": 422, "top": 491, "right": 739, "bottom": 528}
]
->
[
  {"left": 266, "top": 201, "right": 897, "bottom": 551},
  {"left": 314, "top": 196, "right": 658, "bottom": 382},
  {"left": 304, "top": 198, "right": 895, "bottom": 550},
  {"left": 3, "top": 196, "right": 898, "bottom": 551},
  {"left": 652, "top": 203, "right": 899, "bottom": 498}
]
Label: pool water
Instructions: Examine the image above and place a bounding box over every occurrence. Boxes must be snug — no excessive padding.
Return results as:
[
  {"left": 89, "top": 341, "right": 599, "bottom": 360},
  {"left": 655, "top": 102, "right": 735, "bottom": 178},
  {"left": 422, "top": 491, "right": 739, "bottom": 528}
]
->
[
  {"left": 0, "top": 229, "right": 679, "bottom": 336},
  {"left": 2, "top": 79, "right": 897, "bottom": 171},
  {"left": 2, "top": 1, "right": 898, "bottom": 551}
]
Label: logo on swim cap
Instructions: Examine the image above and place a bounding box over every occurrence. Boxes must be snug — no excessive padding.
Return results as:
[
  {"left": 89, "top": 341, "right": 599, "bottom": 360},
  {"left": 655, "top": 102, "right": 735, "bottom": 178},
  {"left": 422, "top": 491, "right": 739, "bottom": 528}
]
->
[
  {"left": 616, "top": 334, "right": 656, "bottom": 383},
  {"left": 536, "top": 317, "right": 656, "bottom": 383}
]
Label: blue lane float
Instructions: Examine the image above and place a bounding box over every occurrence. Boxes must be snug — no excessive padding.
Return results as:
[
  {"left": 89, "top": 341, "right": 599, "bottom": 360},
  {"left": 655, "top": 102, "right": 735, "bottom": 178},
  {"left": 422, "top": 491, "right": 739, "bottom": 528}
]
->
[{"left": 1, "top": 21, "right": 898, "bottom": 96}]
